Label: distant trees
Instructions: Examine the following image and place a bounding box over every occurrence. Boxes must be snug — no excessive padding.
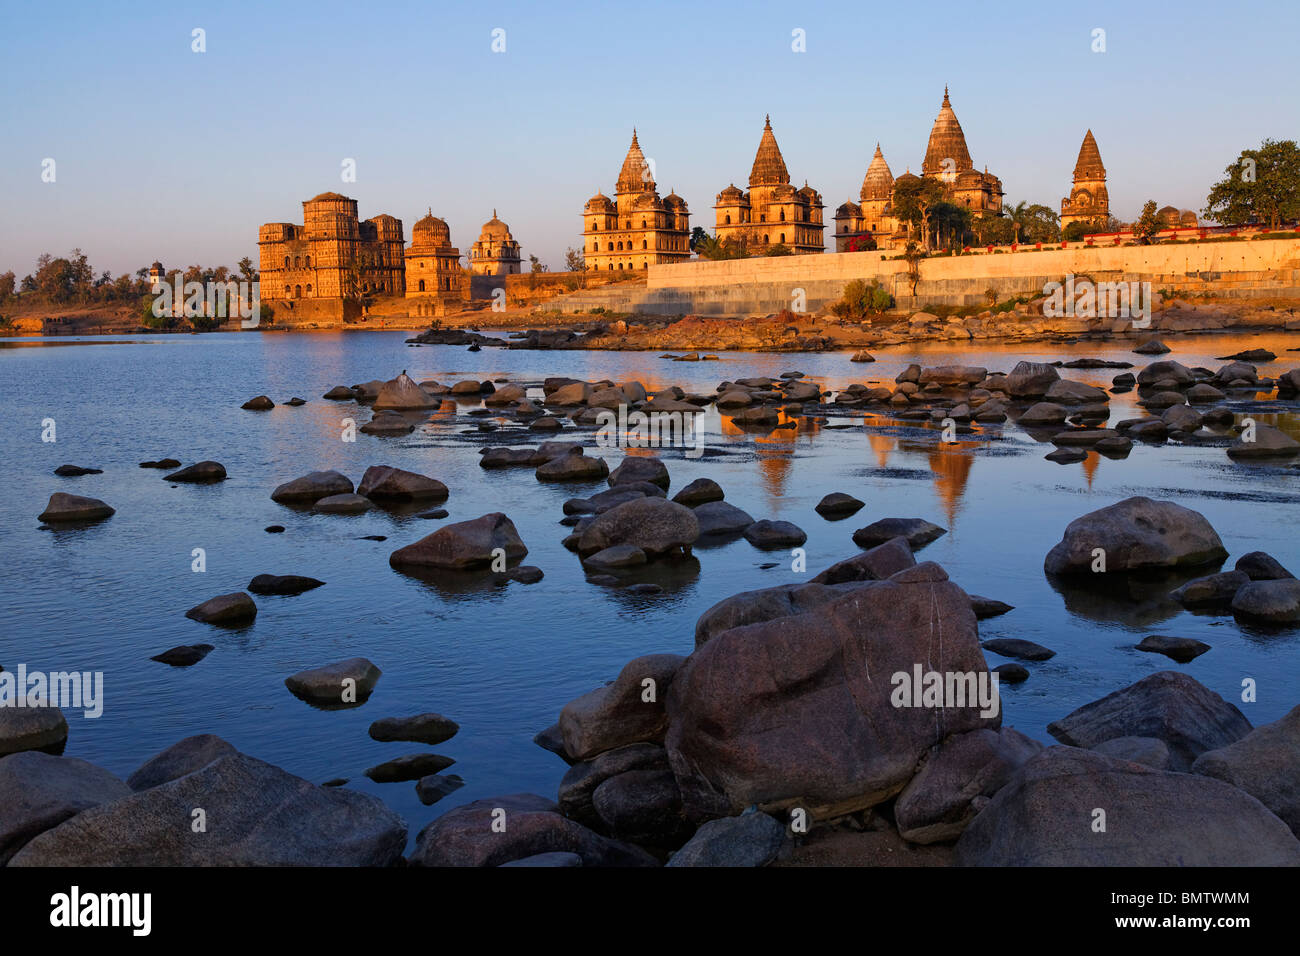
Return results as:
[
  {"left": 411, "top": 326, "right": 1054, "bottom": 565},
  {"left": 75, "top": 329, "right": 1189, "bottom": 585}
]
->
[
  {"left": 3, "top": 250, "right": 261, "bottom": 308},
  {"left": 1134, "top": 200, "right": 1162, "bottom": 244},
  {"left": 529, "top": 254, "right": 547, "bottom": 273},
  {"left": 830, "top": 278, "right": 893, "bottom": 321},
  {"left": 891, "top": 177, "right": 946, "bottom": 248},
  {"left": 563, "top": 247, "right": 586, "bottom": 272},
  {"left": 1001, "top": 201, "right": 1059, "bottom": 244},
  {"left": 1204, "top": 139, "right": 1300, "bottom": 231},
  {"left": 695, "top": 234, "right": 749, "bottom": 260},
  {"left": 764, "top": 243, "right": 793, "bottom": 256},
  {"left": 690, "top": 226, "right": 709, "bottom": 251},
  {"left": 0, "top": 271, "right": 15, "bottom": 302}
]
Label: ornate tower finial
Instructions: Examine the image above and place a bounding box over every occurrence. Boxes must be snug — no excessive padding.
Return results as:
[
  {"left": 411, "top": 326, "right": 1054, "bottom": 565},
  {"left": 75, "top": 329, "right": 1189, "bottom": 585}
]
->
[
  {"left": 493, "top": 208, "right": 497, "bottom": 218},
  {"left": 765, "top": 113, "right": 771, "bottom": 127}
]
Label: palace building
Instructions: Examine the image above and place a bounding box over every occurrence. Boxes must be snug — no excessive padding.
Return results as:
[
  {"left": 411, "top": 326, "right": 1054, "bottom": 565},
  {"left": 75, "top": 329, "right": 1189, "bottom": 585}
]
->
[
  {"left": 582, "top": 131, "right": 692, "bottom": 271},
  {"left": 258, "top": 192, "right": 404, "bottom": 300},
  {"left": 404, "top": 210, "right": 465, "bottom": 311},
  {"left": 713, "top": 116, "right": 825, "bottom": 254},
  {"left": 468, "top": 211, "right": 522, "bottom": 275},
  {"left": 1060, "top": 130, "right": 1110, "bottom": 231}
]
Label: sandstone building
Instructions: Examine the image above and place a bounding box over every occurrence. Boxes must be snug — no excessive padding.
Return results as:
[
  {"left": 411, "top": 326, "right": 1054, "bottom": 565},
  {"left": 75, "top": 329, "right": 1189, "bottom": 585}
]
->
[
  {"left": 468, "top": 211, "right": 522, "bottom": 275},
  {"left": 835, "top": 89, "right": 1003, "bottom": 251},
  {"left": 583, "top": 131, "right": 692, "bottom": 271},
  {"left": 258, "top": 192, "right": 404, "bottom": 301},
  {"left": 1060, "top": 130, "right": 1110, "bottom": 231},
  {"left": 405, "top": 210, "right": 465, "bottom": 313},
  {"left": 714, "top": 116, "right": 825, "bottom": 254}
]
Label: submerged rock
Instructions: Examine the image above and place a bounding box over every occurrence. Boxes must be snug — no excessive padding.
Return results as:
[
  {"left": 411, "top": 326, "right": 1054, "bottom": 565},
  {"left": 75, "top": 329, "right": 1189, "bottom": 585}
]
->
[
  {"left": 150, "top": 643, "right": 215, "bottom": 667},
  {"left": 164, "top": 460, "right": 227, "bottom": 483},
  {"left": 1136, "top": 634, "right": 1211, "bottom": 663},
  {"left": 271, "top": 470, "right": 353, "bottom": 504},
  {"left": 184, "top": 592, "right": 256, "bottom": 626},
  {"left": 248, "top": 574, "right": 324, "bottom": 596},
  {"left": 851, "top": 517, "right": 947, "bottom": 551},
  {"left": 356, "top": 465, "right": 448, "bottom": 501},
  {"left": 285, "top": 657, "right": 381, "bottom": 706},
  {"left": 389, "top": 512, "right": 528, "bottom": 572},
  {"left": 38, "top": 493, "right": 114, "bottom": 523}
]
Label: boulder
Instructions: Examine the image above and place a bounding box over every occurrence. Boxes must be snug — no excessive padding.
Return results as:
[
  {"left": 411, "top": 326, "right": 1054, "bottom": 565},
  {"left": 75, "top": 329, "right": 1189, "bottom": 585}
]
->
[
  {"left": 558, "top": 743, "right": 670, "bottom": 826},
  {"left": 1133, "top": 338, "right": 1171, "bottom": 355},
  {"left": 852, "top": 517, "right": 947, "bottom": 550},
  {"left": 1046, "top": 671, "right": 1251, "bottom": 771},
  {"left": 37, "top": 493, "right": 114, "bottom": 523},
  {"left": 285, "top": 657, "right": 381, "bottom": 705},
  {"left": 1235, "top": 551, "right": 1295, "bottom": 581},
  {"left": 271, "top": 470, "right": 354, "bottom": 504},
  {"left": 582, "top": 545, "right": 647, "bottom": 571},
  {"left": 9, "top": 753, "right": 407, "bottom": 866},
  {"left": 895, "top": 728, "right": 1044, "bottom": 844},
  {"left": 164, "top": 460, "right": 227, "bottom": 483},
  {"left": 1091, "top": 735, "right": 1171, "bottom": 769},
  {"left": 536, "top": 453, "right": 610, "bottom": 482},
  {"left": 359, "top": 411, "right": 415, "bottom": 435},
  {"left": 126, "top": 734, "right": 238, "bottom": 790},
  {"left": 365, "top": 753, "right": 455, "bottom": 783},
  {"left": 1136, "top": 634, "right": 1211, "bottom": 663},
  {"left": 672, "top": 478, "right": 724, "bottom": 506},
  {"left": 667, "top": 563, "right": 998, "bottom": 820},
  {"left": 576, "top": 497, "right": 699, "bottom": 558},
  {"left": 694, "top": 580, "right": 875, "bottom": 648},
  {"left": 415, "top": 774, "right": 465, "bottom": 806},
  {"left": 970, "top": 595, "right": 1014, "bottom": 619},
  {"left": 356, "top": 465, "right": 448, "bottom": 501},
  {"left": 982, "top": 638, "right": 1054, "bottom": 662},
  {"left": 666, "top": 811, "right": 787, "bottom": 867},
  {"left": 814, "top": 493, "right": 865, "bottom": 518},
  {"left": 0, "top": 708, "right": 68, "bottom": 759},
  {"left": 1192, "top": 703, "right": 1300, "bottom": 837},
  {"left": 389, "top": 512, "right": 528, "bottom": 572},
  {"left": 184, "top": 592, "right": 256, "bottom": 626},
  {"left": 1227, "top": 424, "right": 1300, "bottom": 460},
  {"left": 1169, "top": 570, "right": 1248, "bottom": 609},
  {"left": 693, "top": 501, "right": 755, "bottom": 536},
  {"left": 1044, "top": 380, "right": 1109, "bottom": 405},
  {"left": 547, "top": 382, "right": 593, "bottom": 405},
  {"left": 483, "top": 384, "right": 528, "bottom": 406},
  {"left": 1043, "top": 496, "right": 1227, "bottom": 575},
  {"left": 241, "top": 395, "right": 274, "bottom": 410},
  {"left": 559, "top": 654, "right": 685, "bottom": 761},
  {"left": 314, "top": 493, "right": 373, "bottom": 514},
  {"left": 409, "top": 793, "right": 656, "bottom": 867},
  {"left": 323, "top": 385, "right": 355, "bottom": 400},
  {"left": 1231, "top": 579, "right": 1300, "bottom": 624},
  {"left": 810, "top": 536, "right": 916, "bottom": 585},
  {"left": 53, "top": 464, "right": 102, "bottom": 476},
  {"left": 368, "top": 713, "right": 459, "bottom": 745},
  {"left": 954, "top": 746, "right": 1300, "bottom": 866},
  {"left": 743, "top": 519, "right": 807, "bottom": 549},
  {"left": 608, "top": 456, "right": 670, "bottom": 490},
  {"left": 918, "top": 366, "right": 987, "bottom": 386},
  {"left": 0, "top": 752, "right": 131, "bottom": 865},
  {"left": 1136, "top": 359, "right": 1194, "bottom": 387},
  {"left": 1004, "top": 361, "right": 1060, "bottom": 398},
  {"left": 449, "top": 380, "right": 484, "bottom": 395},
  {"left": 248, "top": 574, "right": 324, "bottom": 596},
  {"left": 150, "top": 644, "right": 214, "bottom": 666},
  {"left": 1018, "top": 402, "right": 1067, "bottom": 427}
]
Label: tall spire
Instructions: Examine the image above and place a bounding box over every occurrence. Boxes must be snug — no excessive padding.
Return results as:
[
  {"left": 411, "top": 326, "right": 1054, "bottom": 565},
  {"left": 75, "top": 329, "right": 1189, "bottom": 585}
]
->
[
  {"left": 860, "top": 143, "right": 894, "bottom": 201},
  {"left": 922, "top": 87, "right": 972, "bottom": 178},
  {"left": 749, "top": 115, "right": 789, "bottom": 186},
  {"left": 616, "top": 130, "right": 652, "bottom": 193},
  {"left": 1072, "top": 129, "right": 1106, "bottom": 182}
]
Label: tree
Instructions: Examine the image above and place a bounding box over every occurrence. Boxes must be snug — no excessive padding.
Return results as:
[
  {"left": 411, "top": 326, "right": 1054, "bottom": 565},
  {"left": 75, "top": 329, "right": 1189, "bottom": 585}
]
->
[
  {"left": 1203, "top": 139, "right": 1300, "bottom": 231},
  {"left": 891, "top": 177, "right": 946, "bottom": 248},
  {"left": 902, "top": 242, "right": 925, "bottom": 296},
  {"left": 36, "top": 255, "right": 75, "bottom": 302},
  {"left": 929, "top": 202, "right": 972, "bottom": 250},
  {"left": 695, "top": 234, "right": 749, "bottom": 260},
  {"left": 1134, "top": 200, "right": 1161, "bottom": 244},
  {"left": 1019, "top": 204, "right": 1060, "bottom": 243},
  {"left": 830, "top": 278, "right": 893, "bottom": 321},
  {"left": 690, "top": 226, "right": 709, "bottom": 251},
  {"left": 563, "top": 247, "right": 586, "bottom": 272},
  {"left": 764, "top": 243, "right": 794, "bottom": 256},
  {"left": 0, "top": 271, "right": 14, "bottom": 302},
  {"left": 237, "top": 257, "right": 258, "bottom": 283},
  {"left": 529, "top": 254, "right": 546, "bottom": 273}
]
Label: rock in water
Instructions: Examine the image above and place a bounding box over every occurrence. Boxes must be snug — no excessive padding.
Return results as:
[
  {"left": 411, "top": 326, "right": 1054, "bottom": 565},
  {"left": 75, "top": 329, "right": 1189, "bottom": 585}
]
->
[
  {"left": 356, "top": 465, "right": 448, "bottom": 501},
  {"left": 184, "top": 592, "right": 256, "bottom": 626},
  {"left": 608, "top": 456, "right": 670, "bottom": 490},
  {"left": 1192, "top": 703, "right": 1300, "bottom": 838},
  {"left": 743, "top": 519, "right": 807, "bottom": 549},
  {"left": 415, "top": 773, "right": 465, "bottom": 806},
  {"left": 372, "top": 372, "right": 437, "bottom": 410},
  {"left": 559, "top": 654, "right": 685, "bottom": 761},
  {"left": 8, "top": 753, "right": 407, "bottom": 866},
  {"left": 365, "top": 753, "right": 455, "bottom": 783},
  {"left": 1227, "top": 424, "right": 1300, "bottom": 460},
  {"left": 270, "top": 470, "right": 354, "bottom": 504},
  {"left": 1135, "top": 634, "right": 1211, "bottom": 663},
  {"left": 53, "top": 464, "right": 102, "bottom": 476},
  {"left": 0, "top": 708, "right": 69, "bottom": 759},
  {"left": 285, "top": 658, "right": 381, "bottom": 706},
  {"left": 0, "top": 752, "right": 132, "bottom": 865},
  {"left": 666, "top": 563, "right": 997, "bottom": 820},
  {"left": 389, "top": 512, "right": 528, "bottom": 572},
  {"left": 1046, "top": 671, "right": 1251, "bottom": 771},
  {"left": 164, "top": 460, "right": 227, "bottom": 483},
  {"left": 982, "top": 638, "right": 1055, "bottom": 661},
  {"left": 368, "top": 713, "right": 460, "bottom": 745},
  {"left": 1004, "top": 361, "right": 1060, "bottom": 398},
  {"left": 1043, "top": 496, "right": 1227, "bottom": 575},
  {"left": 814, "top": 493, "right": 865, "bottom": 518},
  {"left": 851, "top": 517, "right": 947, "bottom": 550},
  {"left": 576, "top": 498, "right": 699, "bottom": 558},
  {"left": 38, "top": 493, "right": 114, "bottom": 523},
  {"left": 248, "top": 574, "right": 324, "bottom": 596},
  {"left": 150, "top": 644, "right": 215, "bottom": 667},
  {"left": 241, "top": 395, "right": 274, "bottom": 410},
  {"left": 810, "top": 537, "right": 916, "bottom": 584},
  {"left": 1231, "top": 579, "right": 1300, "bottom": 624},
  {"left": 954, "top": 746, "right": 1300, "bottom": 866},
  {"left": 126, "top": 734, "right": 239, "bottom": 791},
  {"left": 314, "top": 493, "right": 373, "bottom": 514}
]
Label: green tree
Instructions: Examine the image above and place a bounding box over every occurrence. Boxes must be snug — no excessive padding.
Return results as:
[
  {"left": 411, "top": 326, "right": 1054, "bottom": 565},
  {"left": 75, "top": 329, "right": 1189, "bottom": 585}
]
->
[
  {"left": 1019, "top": 204, "right": 1060, "bottom": 243},
  {"left": 891, "top": 177, "right": 946, "bottom": 248},
  {"left": 695, "top": 234, "right": 749, "bottom": 260},
  {"left": 902, "top": 242, "right": 925, "bottom": 296},
  {"left": 929, "top": 202, "right": 972, "bottom": 250},
  {"left": 563, "top": 247, "right": 586, "bottom": 272},
  {"left": 1203, "top": 139, "right": 1300, "bottom": 231},
  {"left": 690, "top": 226, "right": 709, "bottom": 251},
  {"left": 764, "top": 243, "right": 794, "bottom": 256},
  {"left": 1134, "top": 200, "right": 1161, "bottom": 244},
  {"left": 0, "top": 271, "right": 15, "bottom": 302},
  {"left": 237, "top": 257, "right": 258, "bottom": 283}
]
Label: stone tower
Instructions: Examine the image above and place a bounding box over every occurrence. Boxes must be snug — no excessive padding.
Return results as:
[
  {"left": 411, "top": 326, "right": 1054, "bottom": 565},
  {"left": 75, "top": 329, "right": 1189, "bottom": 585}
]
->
[
  {"left": 713, "top": 115, "right": 825, "bottom": 254},
  {"left": 923, "top": 87, "right": 973, "bottom": 181},
  {"left": 469, "top": 210, "right": 522, "bottom": 275},
  {"left": 1060, "top": 130, "right": 1109, "bottom": 231}
]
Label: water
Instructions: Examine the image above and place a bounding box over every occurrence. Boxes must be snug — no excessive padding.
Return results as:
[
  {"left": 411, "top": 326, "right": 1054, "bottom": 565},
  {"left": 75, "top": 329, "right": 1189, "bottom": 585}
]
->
[{"left": 2, "top": 329, "right": 1298, "bottom": 845}]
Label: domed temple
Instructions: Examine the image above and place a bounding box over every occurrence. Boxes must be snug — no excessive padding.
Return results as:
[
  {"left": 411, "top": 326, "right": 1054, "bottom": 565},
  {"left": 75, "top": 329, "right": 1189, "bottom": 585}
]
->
[
  {"left": 1060, "top": 130, "right": 1110, "bottom": 231},
  {"left": 582, "top": 131, "right": 692, "bottom": 271},
  {"left": 405, "top": 210, "right": 465, "bottom": 313},
  {"left": 258, "top": 192, "right": 405, "bottom": 300},
  {"left": 713, "top": 116, "right": 825, "bottom": 254},
  {"left": 834, "top": 89, "right": 1003, "bottom": 251},
  {"left": 469, "top": 211, "right": 522, "bottom": 275}
]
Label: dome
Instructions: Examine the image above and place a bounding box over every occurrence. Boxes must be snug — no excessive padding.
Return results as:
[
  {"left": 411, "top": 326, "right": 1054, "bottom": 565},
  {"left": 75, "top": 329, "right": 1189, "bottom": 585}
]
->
[
  {"left": 308, "top": 191, "right": 350, "bottom": 203},
  {"left": 1180, "top": 210, "right": 1198, "bottom": 227},
  {"left": 955, "top": 168, "right": 985, "bottom": 187},
  {"left": 412, "top": 210, "right": 451, "bottom": 247},
  {"left": 894, "top": 171, "right": 922, "bottom": 190},
  {"left": 716, "top": 183, "right": 746, "bottom": 203},
  {"left": 770, "top": 182, "right": 798, "bottom": 201},
  {"left": 860, "top": 144, "right": 894, "bottom": 202},
  {"left": 631, "top": 192, "right": 663, "bottom": 210},
  {"left": 584, "top": 192, "right": 615, "bottom": 214},
  {"left": 479, "top": 209, "right": 512, "bottom": 241},
  {"left": 797, "top": 183, "right": 820, "bottom": 201},
  {"left": 922, "top": 88, "right": 973, "bottom": 178},
  {"left": 836, "top": 200, "right": 862, "bottom": 218},
  {"left": 664, "top": 191, "right": 688, "bottom": 210},
  {"left": 1157, "top": 205, "right": 1180, "bottom": 225}
]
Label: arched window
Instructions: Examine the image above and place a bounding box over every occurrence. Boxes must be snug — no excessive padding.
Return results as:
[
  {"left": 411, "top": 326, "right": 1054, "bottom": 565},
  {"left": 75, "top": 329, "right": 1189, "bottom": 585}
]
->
[
  {"left": 304, "top": 255, "right": 311, "bottom": 267},
  {"left": 618, "top": 262, "right": 623, "bottom": 270},
  {"left": 760, "top": 214, "right": 766, "bottom": 223},
  {"left": 617, "top": 241, "right": 623, "bottom": 250},
  {"left": 283, "top": 285, "right": 290, "bottom": 293},
  {"left": 283, "top": 256, "right": 289, "bottom": 268},
  {"left": 764, "top": 234, "right": 769, "bottom": 243},
  {"left": 592, "top": 220, "right": 598, "bottom": 230},
  {"left": 293, "top": 284, "right": 301, "bottom": 298},
  {"left": 642, "top": 239, "right": 647, "bottom": 249},
  {"left": 592, "top": 241, "right": 599, "bottom": 251},
  {"left": 608, "top": 263, "right": 613, "bottom": 270},
  {"left": 294, "top": 256, "right": 301, "bottom": 268},
  {"left": 607, "top": 242, "right": 613, "bottom": 251},
  {"left": 780, "top": 233, "right": 785, "bottom": 243},
  {"left": 642, "top": 262, "right": 647, "bottom": 269},
  {"left": 641, "top": 219, "right": 646, "bottom": 228},
  {"left": 780, "top": 211, "right": 786, "bottom": 221},
  {"left": 725, "top": 214, "right": 731, "bottom": 224},
  {"left": 625, "top": 221, "right": 631, "bottom": 229},
  {"left": 418, "top": 279, "right": 425, "bottom": 291},
  {"left": 305, "top": 283, "right": 312, "bottom": 293}
]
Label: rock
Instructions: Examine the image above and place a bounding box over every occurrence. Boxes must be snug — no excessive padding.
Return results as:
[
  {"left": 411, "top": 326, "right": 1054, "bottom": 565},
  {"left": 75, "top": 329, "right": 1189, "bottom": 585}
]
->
[
  {"left": 285, "top": 657, "right": 381, "bottom": 706},
  {"left": 323, "top": 385, "right": 355, "bottom": 400},
  {"left": 264, "top": 525, "right": 285, "bottom": 533},
  {"left": 954, "top": 746, "right": 1300, "bottom": 866},
  {"left": 982, "top": 638, "right": 1055, "bottom": 661},
  {"left": 356, "top": 465, "right": 448, "bottom": 501},
  {"left": 1091, "top": 735, "right": 1171, "bottom": 769},
  {"left": 1235, "top": 551, "right": 1295, "bottom": 581},
  {"left": 415, "top": 773, "right": 465, "bottom": 806},
  {"left": 557, "top": 743, "right": 669, "bottom": 825},
  {"left": 815, "top": 493, "right": 865, "bottom": 518},
  {"left": 449, "top": 379, "right": 484, "bottom": 395},
  {"left": 608, "top": 456, "right": 670, "bottom": 490},
  {"left": 150, "top": 644, "right": 214, "bottom": 667},
  {"left": 37, "top": 493, "right": 114, "bottom": 523},
  {"left": 1093, "top": 435, "right": 1133, "bottom": 455},
  {"left": 139, "top": 458, "right": 181, "bottom": 469},
  {"left": 484, "top": 383, "right": 528, "bottom": 405},
  {"left": 164, "top": 460, "right": 227, "bottom": 483},
  {"left": 693, "top": 501, "right": 756, "bottom": 536},
  {"left": 672, "top": 478, "right": 724, "bottom": 506},
  {"left": 536, "top": 453, "right": 610, "bottom": 482},
  {"left": 1043, "top": 496, "right": 1227, "bottom": 575},
  {"left": 1231, "top": 578, "right": 1300, "bottom": 624},
  {"left": 992, "top": 663, "right": 1029, "bottom": 684},
  {"left": 533, "top": 723, "right": 573, "bottom": 763},
  {"left": 1044, "top": 379, "right": 1109, "bottom": 405},
  {"left": 1004, "top": 361, "right": 1060, "bottom": 398},
  {"left": 365, "top": 753, "right": 455, "bottom": 783},
  {"left": 810, "top": 536, "right": 916, "bottom": 584},
  {"left": 9, "top": 753, "right": 407, "bottom": 866},
  {"left": 852, "top": 517, "right": 947, "bottom": 551},
  {"left": 576, "top": 497, "right": 699, "bottom": 558},
  {"left": 504, "top": 565, "right": 544, "bottom": 584},
  {"left": 271, "top": 470, "right": 353, "bottom": 504},
  {"left": 530, "top": 416, "right": 562, "bottom": 430},
  {"left": 248, "top": 574, "right": 324, "bottom": 596},
  {"left": 1192, "top": 703, "right": 1300, "bottom": 837},
  {"left": 0, "top": 752, "right": 132, "bottom": 865},
  {"left": 126, "top": 734, "right": 238, "bottom": 790},
  {"left": 53, "top": 464, "right": 102, "bottom": 476},
  {"left": 1136, "top": 359, "right": 1193, "bottom": 387},
  {"left": 918, "top": 365, "right": 987, "bottom": 386},
  {"left": 1186, "top": 383, "right": 1227, "bottom": 403},
  {"left": 499, "top": 851, "right": 583, "bottom": 867},
  {"left": 389, "top": 512, "right": 527, "bottom": 572},
  {"left": 547, "top": 382, "right": 593, "bottom": 405},
  {"left": 559, "top": 654, "right": 685, "bottom": 761},
  {"left": 1169, "top": 570, "right": 1248, "bottom": 609},
  {"left": 850, "top": 350, "right": 875, "bottom": 363},
  {"left": 1133, "top": 338, "right": 1171, "bottom": 355},
  {"left": 1018, "top": 402, "right": 1067, "bottom": 427},
  {"left": 184, "top": 592, "right": 256, "bottom": 626},
  {"left": 583, "top": 544, "right": 647, "bottom": 571},
  {"left": 970, "top": 596, "right": 1014, "bottom": 619},
  {"left": 1138, "top": 390, "right": 1185, "bottom": 409},
  {"left": 369, "top": 713, "right": 459, "bottom": 745},
  {"left": 1136, "top": 634, "right": 1211, "bottom": 663},
  {"left": 409, "top": 793, "right": 656, "bottom": 867},
  {"left": 730, "top": 406, "right": 779, "bottom": 426},
  {"left": 1227, "top": 424, "right": 1300, "bottom": 460},
  {"left": 666, "top": 811, "right": 786, "bottom": 867},
  {"left": 0, "top": 708, "right": 68, "bottom": 759},
  {"left": 1045, "top": 447, "right": 1086, "bottom": 464},
  {"left": 895, "top": 728, "right": 1044, "bottom": 844},
  {"left": 591, "top": 768, "right": 689, "bottom": 846},
  {"left": 1161, "top": 403, "right": 1203, "bottom": 432},
  {"left": 743, "top": 519, "right": 807, "bottom": 549},
  {"left": 360, "top": 411, "right": 415, "bottom": 435},
  {"left": 1126, "top": 419, "right": 1168, "bottom": 442},
  {"left": 241, "top": 395, "right": 274, "bottom": 410},
  {"left": 667, "top": 563, "right": 997, "bottom": 820},
  {"left": 1046, "top": 671, "right": 1251, "bottom": 771},
  {"left": 314, "top": 492, "right": 374, "bottom": 514}
]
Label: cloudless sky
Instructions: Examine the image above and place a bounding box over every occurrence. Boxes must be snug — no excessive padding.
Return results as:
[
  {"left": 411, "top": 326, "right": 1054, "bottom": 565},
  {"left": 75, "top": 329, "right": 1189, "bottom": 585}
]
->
[{"left": 1, "top": 0, "right": 1296, "bottom": 277}]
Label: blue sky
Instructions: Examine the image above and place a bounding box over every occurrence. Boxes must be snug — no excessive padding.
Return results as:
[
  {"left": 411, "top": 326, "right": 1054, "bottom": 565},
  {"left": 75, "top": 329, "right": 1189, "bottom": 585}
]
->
[{"left": 1, "top": 0, "right": 1296, "bottom": 277}]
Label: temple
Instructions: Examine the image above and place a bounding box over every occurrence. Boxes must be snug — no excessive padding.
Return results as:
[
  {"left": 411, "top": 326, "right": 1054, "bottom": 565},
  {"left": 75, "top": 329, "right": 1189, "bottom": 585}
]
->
[
  {"left": 713, "top": 116, "right": 825, "bottom": 254},
  {"left": 582, "top": 131, "right": 692, "bottom": 271},
  {"left": 1060, "top": 130, "right": 1110, "bottom": 232},
  {"left": 469, "top": 211, "right": 522, "bottom": 275}
]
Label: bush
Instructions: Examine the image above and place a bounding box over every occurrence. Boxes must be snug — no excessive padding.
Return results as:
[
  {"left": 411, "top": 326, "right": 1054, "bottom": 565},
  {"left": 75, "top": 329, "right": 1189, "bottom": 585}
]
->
[{"left": 829, "top": 278, "right": 894, "bottom": 321}]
